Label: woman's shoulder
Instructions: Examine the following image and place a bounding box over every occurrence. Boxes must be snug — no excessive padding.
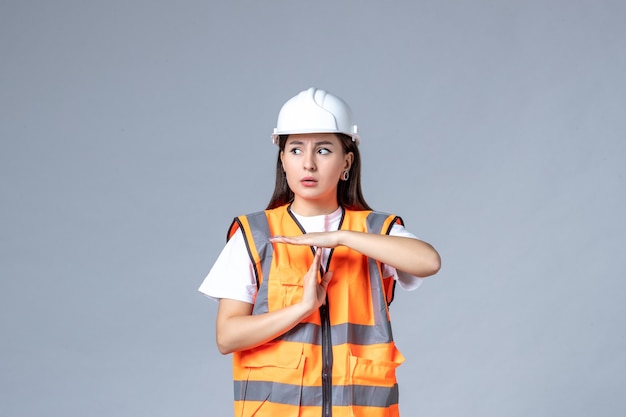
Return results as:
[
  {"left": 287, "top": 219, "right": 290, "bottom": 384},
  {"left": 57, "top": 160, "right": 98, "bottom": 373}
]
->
[{"left": 343, "top": 207, "right": 399, "bottom": 219}]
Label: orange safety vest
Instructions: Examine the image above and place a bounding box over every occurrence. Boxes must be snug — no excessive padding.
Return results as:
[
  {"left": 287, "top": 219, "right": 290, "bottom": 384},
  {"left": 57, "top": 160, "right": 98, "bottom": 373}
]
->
[{"left": 227, "top": 204, "right": 406, "bottom": 417}]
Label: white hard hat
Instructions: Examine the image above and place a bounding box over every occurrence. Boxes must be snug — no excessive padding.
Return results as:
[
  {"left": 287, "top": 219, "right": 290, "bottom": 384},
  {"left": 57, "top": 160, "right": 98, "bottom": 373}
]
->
[{"left": 272, "top": 87, "right": 360, "bottom": 145}]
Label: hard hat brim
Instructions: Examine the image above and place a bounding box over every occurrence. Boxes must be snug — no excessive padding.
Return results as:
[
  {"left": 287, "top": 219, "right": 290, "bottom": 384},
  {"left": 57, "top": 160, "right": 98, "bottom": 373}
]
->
[{"left": 271, "top": 129, "right": 360, "bottom": 146}]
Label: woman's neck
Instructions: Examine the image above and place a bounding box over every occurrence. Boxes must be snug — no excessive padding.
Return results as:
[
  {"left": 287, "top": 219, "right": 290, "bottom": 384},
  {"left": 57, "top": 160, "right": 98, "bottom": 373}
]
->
[{"left": 290, "top": 199, "right": 340, "bottom": 217}]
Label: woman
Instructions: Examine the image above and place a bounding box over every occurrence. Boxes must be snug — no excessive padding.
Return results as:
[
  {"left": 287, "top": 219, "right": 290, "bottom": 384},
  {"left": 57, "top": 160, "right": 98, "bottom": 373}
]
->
[{"left": 199, "top": 87, "right": 441, "bottom": 417}]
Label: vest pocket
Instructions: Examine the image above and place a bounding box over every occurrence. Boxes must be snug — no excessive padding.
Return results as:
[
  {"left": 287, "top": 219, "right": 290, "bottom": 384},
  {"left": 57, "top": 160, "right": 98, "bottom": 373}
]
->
[
  {"left": 238, "top": 342, "right": 305, "bottom": 417},
  {"left": 276, "top": 266, "right": 305, "bottom": 307},
  {"left": 347, "top": 349, "right": 404, "bottom": 416},
  {"left": 349, "top": 354, "right": 402, "bottom": 387}
]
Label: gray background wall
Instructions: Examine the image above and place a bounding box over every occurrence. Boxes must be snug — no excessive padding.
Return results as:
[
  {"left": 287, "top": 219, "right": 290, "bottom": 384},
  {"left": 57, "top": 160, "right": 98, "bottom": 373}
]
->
[{"left": 1, "top": 1, "right": 624, "bottom": 416}]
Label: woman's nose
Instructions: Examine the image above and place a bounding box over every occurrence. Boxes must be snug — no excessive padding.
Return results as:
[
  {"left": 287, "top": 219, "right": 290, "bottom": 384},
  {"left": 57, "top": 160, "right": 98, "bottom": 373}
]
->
[{"left": 303, "top": 152, "right": 316, "bottom": 171}]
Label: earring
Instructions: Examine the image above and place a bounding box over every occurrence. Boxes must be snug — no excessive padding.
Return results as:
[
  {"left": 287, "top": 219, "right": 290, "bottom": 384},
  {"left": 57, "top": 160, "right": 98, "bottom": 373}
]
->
[{"left": 342, "top": 170, "right": 349, "bottom": 181}]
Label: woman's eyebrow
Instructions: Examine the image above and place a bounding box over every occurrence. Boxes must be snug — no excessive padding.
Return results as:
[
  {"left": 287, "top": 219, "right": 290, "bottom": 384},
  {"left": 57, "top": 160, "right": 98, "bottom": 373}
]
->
[{"left": 287, "top": 140, "right": 336, "bottom": 146}]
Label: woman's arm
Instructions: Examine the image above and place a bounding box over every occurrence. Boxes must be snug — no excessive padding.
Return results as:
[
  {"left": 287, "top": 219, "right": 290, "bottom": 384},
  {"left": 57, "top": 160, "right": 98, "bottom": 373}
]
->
[
  {"left": 270, "top": 232, "right": 441, "bottom": 278},
  {"left": 215, "top": 248, "right": 332, "bottom": 354},
  {"left": 339, "top": 232, "right": 440, "bottom": 277}
]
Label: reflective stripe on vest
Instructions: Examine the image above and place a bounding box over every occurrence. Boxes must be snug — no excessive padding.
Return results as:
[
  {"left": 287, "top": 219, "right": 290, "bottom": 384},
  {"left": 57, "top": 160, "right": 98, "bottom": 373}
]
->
[
  {"left": 228, "top": 205, "right": 405, "bottom": 417},
  {"left": 233, "top": 380, "right": 399, "bottom": 407}
]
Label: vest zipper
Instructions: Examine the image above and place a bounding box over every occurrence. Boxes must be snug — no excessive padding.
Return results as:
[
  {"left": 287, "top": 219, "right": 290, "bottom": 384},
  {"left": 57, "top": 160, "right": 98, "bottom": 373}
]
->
[
  {"left": 320, "top": 300, "right": 333, "bottom": 417},
  {"left": 320, "top": 237, "right": 336, "bottom": 417}
]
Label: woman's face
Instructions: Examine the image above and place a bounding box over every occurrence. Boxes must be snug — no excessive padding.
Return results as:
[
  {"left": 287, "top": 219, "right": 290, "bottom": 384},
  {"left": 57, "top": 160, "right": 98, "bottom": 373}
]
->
[{"left": 280, "top": 133, "right": 353, "bottom": 215}]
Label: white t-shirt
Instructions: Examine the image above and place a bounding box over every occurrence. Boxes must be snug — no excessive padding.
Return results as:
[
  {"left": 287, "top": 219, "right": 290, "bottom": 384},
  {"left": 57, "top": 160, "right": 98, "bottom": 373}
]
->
[{"left": 198, "top": 207, "right": 423, "bottom": 304}]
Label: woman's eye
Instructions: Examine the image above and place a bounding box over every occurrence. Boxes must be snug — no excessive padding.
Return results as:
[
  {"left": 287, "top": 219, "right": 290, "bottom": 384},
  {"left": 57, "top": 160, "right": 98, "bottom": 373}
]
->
[
  {"left": 318, "top": 148, "right": 331, "bottom": 155},
  {"left": 290, "top": 148, "right": 302, "bottom": 155}
]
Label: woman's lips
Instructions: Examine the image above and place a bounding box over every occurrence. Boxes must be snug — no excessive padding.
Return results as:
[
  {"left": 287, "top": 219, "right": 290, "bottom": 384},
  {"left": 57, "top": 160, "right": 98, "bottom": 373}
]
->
[{"left": 300, "top": 177, "right": 318, "bottom": 187}]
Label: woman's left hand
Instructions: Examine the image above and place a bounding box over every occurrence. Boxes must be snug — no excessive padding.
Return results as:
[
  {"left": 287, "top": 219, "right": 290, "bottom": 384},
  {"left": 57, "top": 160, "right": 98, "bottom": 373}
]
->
[
  {"left": 270, "top": 231, "right": 343, "bottom": 248},
  {"left": 273, "top": 230, "right": 441, "bottom": 278}
]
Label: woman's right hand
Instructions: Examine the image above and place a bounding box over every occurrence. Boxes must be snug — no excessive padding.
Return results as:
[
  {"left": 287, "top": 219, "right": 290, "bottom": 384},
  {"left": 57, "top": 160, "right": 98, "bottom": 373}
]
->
[
  {"left": 300, "top": 248, "right": 333, "bottom": 315},
  {"left": 215, "top": 248, "right": 333, "bottom": 355}
]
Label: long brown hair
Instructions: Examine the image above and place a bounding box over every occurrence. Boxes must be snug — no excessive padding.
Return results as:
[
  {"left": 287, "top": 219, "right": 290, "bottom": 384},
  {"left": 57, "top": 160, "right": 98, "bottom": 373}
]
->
[{"left": 266, "top": 134, "right": 371, "bottom": 211}]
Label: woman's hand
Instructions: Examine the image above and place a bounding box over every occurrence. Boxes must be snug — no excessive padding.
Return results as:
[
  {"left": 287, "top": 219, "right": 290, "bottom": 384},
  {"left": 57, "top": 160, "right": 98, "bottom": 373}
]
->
[
  {"left": 215, "top": 248, "right": 333, "bottom": 355},
  {"left": 273, "top": 230, "right": 440, "bottom": 278},
  {"left": 300, "top": 247, "right": 333, "bottom": 314},
  {"left": 270, "top": 231, "right": 344, "bottom": 248}
]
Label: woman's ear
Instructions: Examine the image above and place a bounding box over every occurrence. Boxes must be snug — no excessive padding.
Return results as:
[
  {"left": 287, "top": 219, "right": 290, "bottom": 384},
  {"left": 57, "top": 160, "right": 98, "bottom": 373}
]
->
[{"left": 344, "top": 152, "right": 354, "bottom": 171}]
